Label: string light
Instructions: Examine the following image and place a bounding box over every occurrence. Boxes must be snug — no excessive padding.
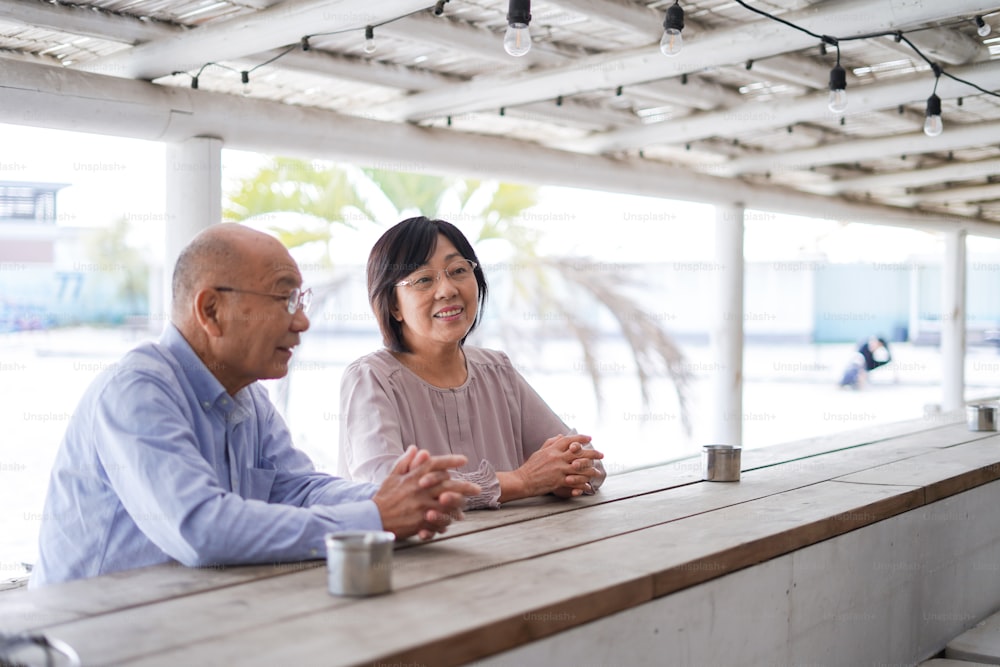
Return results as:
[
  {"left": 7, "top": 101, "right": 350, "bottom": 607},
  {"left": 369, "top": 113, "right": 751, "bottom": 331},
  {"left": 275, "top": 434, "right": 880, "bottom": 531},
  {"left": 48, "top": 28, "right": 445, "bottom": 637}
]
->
[
  {"left": 925, "top": 65, "right": 944, "bottom": 137},
  {"left": 504, "top": 0, "right": 532, "bottom": 57},
  {"left": 924, "top": 94, "right": 943, "bottom": 136},
  {"left": 976, "top": 15, "right": 992, "bottom": 37},
  {"left": 827, "top": 43, "right": 847, "bottom": 114},
  {"left": 166, "top": 0, "right": 1000, "bottom": 146},
  {"left": 731, "top": 1, "right": 1000, "bottom": 137},
  {"left": 660, "top": 1, "right": 684, "bottom": 57}
]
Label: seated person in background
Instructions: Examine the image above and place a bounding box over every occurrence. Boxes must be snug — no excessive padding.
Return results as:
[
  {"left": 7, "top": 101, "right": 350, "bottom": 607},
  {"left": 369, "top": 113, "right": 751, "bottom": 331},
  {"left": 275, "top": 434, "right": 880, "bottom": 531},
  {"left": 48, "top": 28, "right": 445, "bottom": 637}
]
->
[
  {"left": 31, "top": 224, "right": 479, "bottom": 587},
  {"left": 839, "top": 335, "right": 892, "bottom": 389},
  {"left": 338, "top": 216, "right": 605, "bottom": 509}
]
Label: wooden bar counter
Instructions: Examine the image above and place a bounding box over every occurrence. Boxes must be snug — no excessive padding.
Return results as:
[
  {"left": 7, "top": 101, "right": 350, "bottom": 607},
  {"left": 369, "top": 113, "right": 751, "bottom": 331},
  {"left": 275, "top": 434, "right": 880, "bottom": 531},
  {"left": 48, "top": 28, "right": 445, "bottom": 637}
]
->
[{"left": 4, "top": 410, "right": 1000, "bottom": 666}]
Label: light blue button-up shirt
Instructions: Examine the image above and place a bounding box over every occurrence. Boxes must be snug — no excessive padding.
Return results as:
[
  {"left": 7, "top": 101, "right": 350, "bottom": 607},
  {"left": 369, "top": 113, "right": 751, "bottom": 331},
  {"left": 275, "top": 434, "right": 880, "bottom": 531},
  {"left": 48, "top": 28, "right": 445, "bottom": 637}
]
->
[{"left": 30, "top": 324, "right": 381, "bottom": 587}]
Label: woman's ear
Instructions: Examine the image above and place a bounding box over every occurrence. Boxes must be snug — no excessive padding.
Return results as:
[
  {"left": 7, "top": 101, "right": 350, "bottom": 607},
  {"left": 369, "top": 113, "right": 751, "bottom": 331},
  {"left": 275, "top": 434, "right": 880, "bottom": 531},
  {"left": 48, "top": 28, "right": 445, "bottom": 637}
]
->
[{"left": 194, "top": 288, "right": 224, "bottom": 337}]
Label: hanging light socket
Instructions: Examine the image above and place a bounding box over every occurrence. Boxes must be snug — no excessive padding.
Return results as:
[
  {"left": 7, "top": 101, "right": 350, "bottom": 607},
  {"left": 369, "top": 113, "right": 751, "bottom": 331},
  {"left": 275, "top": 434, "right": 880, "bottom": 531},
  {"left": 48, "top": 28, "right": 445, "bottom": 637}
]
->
[
  {"left": 363, "top": 25, "right": 377, "bottom": 54},
  {"left": 660, "top": 1, "right": 685, "bottom": 57},
  {"left": 828, "top": 63, "right": 847, "bottom": 113},
  {"left": 924, "top": 93, "right": 943, "bottom": 137},
  {"left": 504, "top": 0, "right": 532, "bottom": 57}
]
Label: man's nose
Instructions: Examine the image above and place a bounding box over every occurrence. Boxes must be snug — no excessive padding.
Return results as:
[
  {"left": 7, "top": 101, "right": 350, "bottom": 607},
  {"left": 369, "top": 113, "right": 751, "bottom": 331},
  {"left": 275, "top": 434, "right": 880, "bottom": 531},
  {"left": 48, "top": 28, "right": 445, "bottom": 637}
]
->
[{"left": 291, "top": 307, "right": 310, "bottom": 332}]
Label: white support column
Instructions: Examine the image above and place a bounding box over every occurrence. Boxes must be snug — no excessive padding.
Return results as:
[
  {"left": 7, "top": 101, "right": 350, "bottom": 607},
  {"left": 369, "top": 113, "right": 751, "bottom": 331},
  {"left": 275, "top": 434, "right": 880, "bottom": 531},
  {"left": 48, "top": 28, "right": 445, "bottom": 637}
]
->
[
  {"left": 941, "top": 229, "right": 967, "bottom": 411},
  {"left": 159, "top": 137, "right": 223, "bottom": 320},
  {"left": 711, "top": 204, "right": 745, "bottom": 445}
]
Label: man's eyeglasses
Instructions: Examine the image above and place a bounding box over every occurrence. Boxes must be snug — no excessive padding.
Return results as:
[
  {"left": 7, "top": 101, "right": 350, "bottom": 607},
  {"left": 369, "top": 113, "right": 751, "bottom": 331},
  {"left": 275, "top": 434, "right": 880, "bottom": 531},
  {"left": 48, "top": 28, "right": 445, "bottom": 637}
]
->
[
  {"left": 395, "top": 260, "right": 478, "bottom": 292},
  {"left": 215, "top": 286, "right": 312, "bottom": 315}
]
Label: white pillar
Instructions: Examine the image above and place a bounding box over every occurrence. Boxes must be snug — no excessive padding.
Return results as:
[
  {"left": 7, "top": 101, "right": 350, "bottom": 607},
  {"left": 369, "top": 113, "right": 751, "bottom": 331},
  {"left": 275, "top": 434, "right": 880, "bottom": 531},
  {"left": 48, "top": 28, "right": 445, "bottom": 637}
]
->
[
  {"left": 160, "top": 137, "right": 223, "bottom": 320},
  {"left": 712, "top": 204, "right": 745, "bottom": 445},
  {"left": 941, "top": 229, "right": 967, "bottom": 411}
]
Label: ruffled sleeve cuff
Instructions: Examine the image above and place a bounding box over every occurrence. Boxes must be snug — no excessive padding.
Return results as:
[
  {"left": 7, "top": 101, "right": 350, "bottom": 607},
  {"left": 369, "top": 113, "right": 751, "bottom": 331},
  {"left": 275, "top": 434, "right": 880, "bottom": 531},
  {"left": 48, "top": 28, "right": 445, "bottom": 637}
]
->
[{"left": 455, "top": 459, "right": 502, "bottom": 510}]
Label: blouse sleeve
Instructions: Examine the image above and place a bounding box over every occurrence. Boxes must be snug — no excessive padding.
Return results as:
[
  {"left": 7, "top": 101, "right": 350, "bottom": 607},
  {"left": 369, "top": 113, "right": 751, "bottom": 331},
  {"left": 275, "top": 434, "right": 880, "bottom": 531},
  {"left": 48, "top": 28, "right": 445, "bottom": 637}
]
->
[
  {"left": 506, "top": 353, "right": 606, "bottom": 492},
  {"left": 338, "top": 360, "right": 407, "bottom": 484},
  {"left": 338, "top": 359, "right": 503, "bottom": 510}
]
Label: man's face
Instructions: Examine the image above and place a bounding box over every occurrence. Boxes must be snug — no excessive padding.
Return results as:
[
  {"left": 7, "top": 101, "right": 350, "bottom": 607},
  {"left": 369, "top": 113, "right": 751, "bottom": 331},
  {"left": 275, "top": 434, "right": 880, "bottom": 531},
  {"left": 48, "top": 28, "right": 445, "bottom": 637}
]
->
[{"left": 212, "top": 237, "right": 310, "bottom": 394}]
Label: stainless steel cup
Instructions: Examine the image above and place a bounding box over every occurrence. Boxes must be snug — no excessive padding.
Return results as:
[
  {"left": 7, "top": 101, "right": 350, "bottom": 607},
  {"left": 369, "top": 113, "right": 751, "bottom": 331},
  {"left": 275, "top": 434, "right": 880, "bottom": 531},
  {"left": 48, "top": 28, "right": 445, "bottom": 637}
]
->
[
  {"left": 325, "top": 530, "right": 395, "bottom": 596},
  {"left": 702, "top": 445, "right": 742, "bottom": 482},
  {"left": 967, "top": 404, "right": 999, "bottom": 432}
]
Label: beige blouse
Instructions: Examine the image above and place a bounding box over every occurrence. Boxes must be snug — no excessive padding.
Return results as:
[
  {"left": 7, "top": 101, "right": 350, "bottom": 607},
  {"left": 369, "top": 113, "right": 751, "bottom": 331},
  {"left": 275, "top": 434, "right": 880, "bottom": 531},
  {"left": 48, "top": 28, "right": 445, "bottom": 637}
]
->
[{"left": 338, "top": 347, "right": 604, "bottom": 508}]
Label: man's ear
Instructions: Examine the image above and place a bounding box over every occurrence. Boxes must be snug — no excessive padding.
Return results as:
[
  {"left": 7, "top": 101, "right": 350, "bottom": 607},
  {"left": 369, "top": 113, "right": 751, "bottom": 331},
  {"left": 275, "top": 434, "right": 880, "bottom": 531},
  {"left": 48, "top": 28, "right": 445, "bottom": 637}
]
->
[{"left": 193, "top": 289, "right": 224, "bottom": 338}]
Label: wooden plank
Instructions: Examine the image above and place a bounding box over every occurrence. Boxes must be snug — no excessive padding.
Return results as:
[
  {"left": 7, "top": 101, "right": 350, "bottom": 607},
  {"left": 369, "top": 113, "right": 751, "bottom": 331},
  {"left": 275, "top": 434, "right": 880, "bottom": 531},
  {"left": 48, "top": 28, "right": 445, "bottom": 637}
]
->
[
  {"left": 0, "top": 560, "right": 314, "bottom": 634},
  {"left": 834, "top": 435, "right": 1000, "bottom": 503},
  {"left": 438, "top": 417, "right": 981, "bottom": 539},
  {"left": 742, "top": 411, "right": 964, "bottom": 470},
  {"left": 116, "top": 481, "right": 928, "bottom": 667},
  {"left": 28, "top": 428, "right": 1000, "bottom": 667}
]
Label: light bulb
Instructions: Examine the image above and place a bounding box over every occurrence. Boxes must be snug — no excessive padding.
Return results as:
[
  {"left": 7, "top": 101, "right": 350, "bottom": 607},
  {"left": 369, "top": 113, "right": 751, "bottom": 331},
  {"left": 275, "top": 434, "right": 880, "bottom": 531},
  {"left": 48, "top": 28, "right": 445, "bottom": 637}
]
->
[
  {"left": 504, "top": 23, "right": 531, "bottom": 57},
  {"left": 504, "top": 0, "right": 532, "bottom": 57},
  {"left": 828, "top": 64, "right": 847, "bottom": 113},
  {"left": 241, "top": 71, "right": 251, "bottom": 97},
  {"left": 924, "top": 114, "right": 943, "bottom": 137},
  {"left": 660, "top": 2, "right": 685, "bottom": 57},
  {"left": 977, "top": 16, "right": 992, "bottom": 37},
  {"left": 924, "top": 93, "right": 943, "bottom": 137},
  {"left": 660, "top": 29, "right": 683, "bottom": 57},
  {"left": 828, "top": 88, "right": 847, "bottom": 113},
  {"left": 363, "top": 25, "right": 376, "bottom": 54}
]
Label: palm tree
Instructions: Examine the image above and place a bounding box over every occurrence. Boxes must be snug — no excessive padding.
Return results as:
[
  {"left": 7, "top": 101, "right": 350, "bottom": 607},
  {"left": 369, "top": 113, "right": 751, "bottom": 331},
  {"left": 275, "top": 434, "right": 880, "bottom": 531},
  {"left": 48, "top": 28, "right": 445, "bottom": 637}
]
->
[{"left": 224, "top": 158, "right": 692, "bottom": 432}]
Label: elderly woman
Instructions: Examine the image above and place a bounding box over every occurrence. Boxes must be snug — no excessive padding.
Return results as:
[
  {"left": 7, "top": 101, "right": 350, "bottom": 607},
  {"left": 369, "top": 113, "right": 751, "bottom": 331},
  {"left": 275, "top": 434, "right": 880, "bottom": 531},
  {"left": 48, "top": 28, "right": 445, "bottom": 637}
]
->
[{"left": 338, "top": 216, "right": 605, "bottom": 509}]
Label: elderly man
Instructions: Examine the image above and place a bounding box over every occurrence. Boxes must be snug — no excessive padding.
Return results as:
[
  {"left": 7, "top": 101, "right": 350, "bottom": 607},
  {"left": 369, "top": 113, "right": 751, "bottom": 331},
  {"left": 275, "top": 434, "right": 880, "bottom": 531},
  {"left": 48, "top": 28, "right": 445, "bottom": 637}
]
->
[{"left": 30, "top": 224, "right": 479, "bottom": 587}]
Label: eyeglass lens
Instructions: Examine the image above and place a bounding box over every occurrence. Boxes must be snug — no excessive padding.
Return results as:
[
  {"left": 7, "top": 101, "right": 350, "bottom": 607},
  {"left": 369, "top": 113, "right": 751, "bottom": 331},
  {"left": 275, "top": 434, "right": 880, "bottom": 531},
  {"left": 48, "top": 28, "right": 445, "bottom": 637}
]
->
[{"left": 408, "top": 260, "right": 475, "bottom": 290}]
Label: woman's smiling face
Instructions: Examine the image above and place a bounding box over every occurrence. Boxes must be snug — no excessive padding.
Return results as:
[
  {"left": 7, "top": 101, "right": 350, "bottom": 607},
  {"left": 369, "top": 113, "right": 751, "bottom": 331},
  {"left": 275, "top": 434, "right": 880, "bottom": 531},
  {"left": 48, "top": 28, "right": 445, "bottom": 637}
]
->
[{"left": 392, "top": 234, "right": 479, "bottom": 351}]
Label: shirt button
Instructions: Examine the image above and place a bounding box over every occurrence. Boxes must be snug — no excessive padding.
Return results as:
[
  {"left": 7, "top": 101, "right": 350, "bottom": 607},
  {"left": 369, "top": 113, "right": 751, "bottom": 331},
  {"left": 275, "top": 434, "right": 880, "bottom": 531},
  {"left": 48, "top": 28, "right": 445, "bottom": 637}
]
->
[
  {"left": 202, "top": 401, "right": 211, "bottom": 409},
  {"left": 310, "top": 548, "right": 318, "bottom": 557}
]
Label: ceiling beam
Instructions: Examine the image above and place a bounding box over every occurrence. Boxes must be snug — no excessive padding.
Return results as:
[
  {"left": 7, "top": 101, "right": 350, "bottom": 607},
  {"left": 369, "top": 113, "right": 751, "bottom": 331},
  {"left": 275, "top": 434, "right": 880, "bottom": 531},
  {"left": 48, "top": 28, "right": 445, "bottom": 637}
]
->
[
  {"left": 4, "top": 57, "right": 997, "bottom": 237},
  {"left": 376, "top": 12, "right": 566, "bottom": 68},
  {"left": 74, "top": 0, "right": 432, "bottom": 79},
  {"left": 720, "top": 118, "right": 1000, "bottom": 177},
  {"left": 545, "top": 0, "right": 663, "bottom": 42},
  {"left": 817, "top": 158, "right": 1000, "bottom": 195},
  {"left": 367, "top": 0, "right": 998, "bottom": 122},
  {"left": 897, "top": 182, "right": 1000, "bottom": 206},
  {"left": 563, "top": 60, "right": 1000, "bottom": 154},
  {"left": 0, "top": 0, "right": 180, "bottom": 44},
  {"left": 876, "top": 27, "right": 988, "bottom": 66}
]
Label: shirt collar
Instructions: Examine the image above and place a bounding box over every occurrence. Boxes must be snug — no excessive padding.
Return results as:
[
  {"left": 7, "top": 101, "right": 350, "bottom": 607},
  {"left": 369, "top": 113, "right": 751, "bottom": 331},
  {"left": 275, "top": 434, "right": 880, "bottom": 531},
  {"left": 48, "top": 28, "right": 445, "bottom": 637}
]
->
[{"left": 160, "top": 324, "right": 252, "bottom": 423}]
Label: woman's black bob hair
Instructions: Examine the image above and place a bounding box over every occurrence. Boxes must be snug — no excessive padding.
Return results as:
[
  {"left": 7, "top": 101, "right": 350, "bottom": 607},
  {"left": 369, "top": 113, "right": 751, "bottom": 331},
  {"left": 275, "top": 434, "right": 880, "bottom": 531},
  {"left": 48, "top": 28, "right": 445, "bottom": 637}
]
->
[{"left": 367, "top": 216, "right": 488, "bottom": 353}]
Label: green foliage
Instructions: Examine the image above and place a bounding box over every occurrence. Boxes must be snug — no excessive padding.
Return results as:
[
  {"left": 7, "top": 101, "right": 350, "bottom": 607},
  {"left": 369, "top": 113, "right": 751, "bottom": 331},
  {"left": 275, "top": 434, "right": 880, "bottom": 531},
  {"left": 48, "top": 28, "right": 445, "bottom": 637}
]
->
[
  {"left": 225, "top": 157, "right": 372, "bottom": 224},
  {"left": 361, "top": 170, "right": 454, "bottom": 217}
]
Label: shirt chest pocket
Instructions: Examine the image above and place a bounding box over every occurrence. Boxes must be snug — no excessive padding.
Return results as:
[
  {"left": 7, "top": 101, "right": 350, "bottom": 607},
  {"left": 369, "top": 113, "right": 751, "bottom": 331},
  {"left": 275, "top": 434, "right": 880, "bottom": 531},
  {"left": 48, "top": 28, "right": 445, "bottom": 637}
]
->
[{"left": 243, "top": 465, "right": 277, "bottom": 502}]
